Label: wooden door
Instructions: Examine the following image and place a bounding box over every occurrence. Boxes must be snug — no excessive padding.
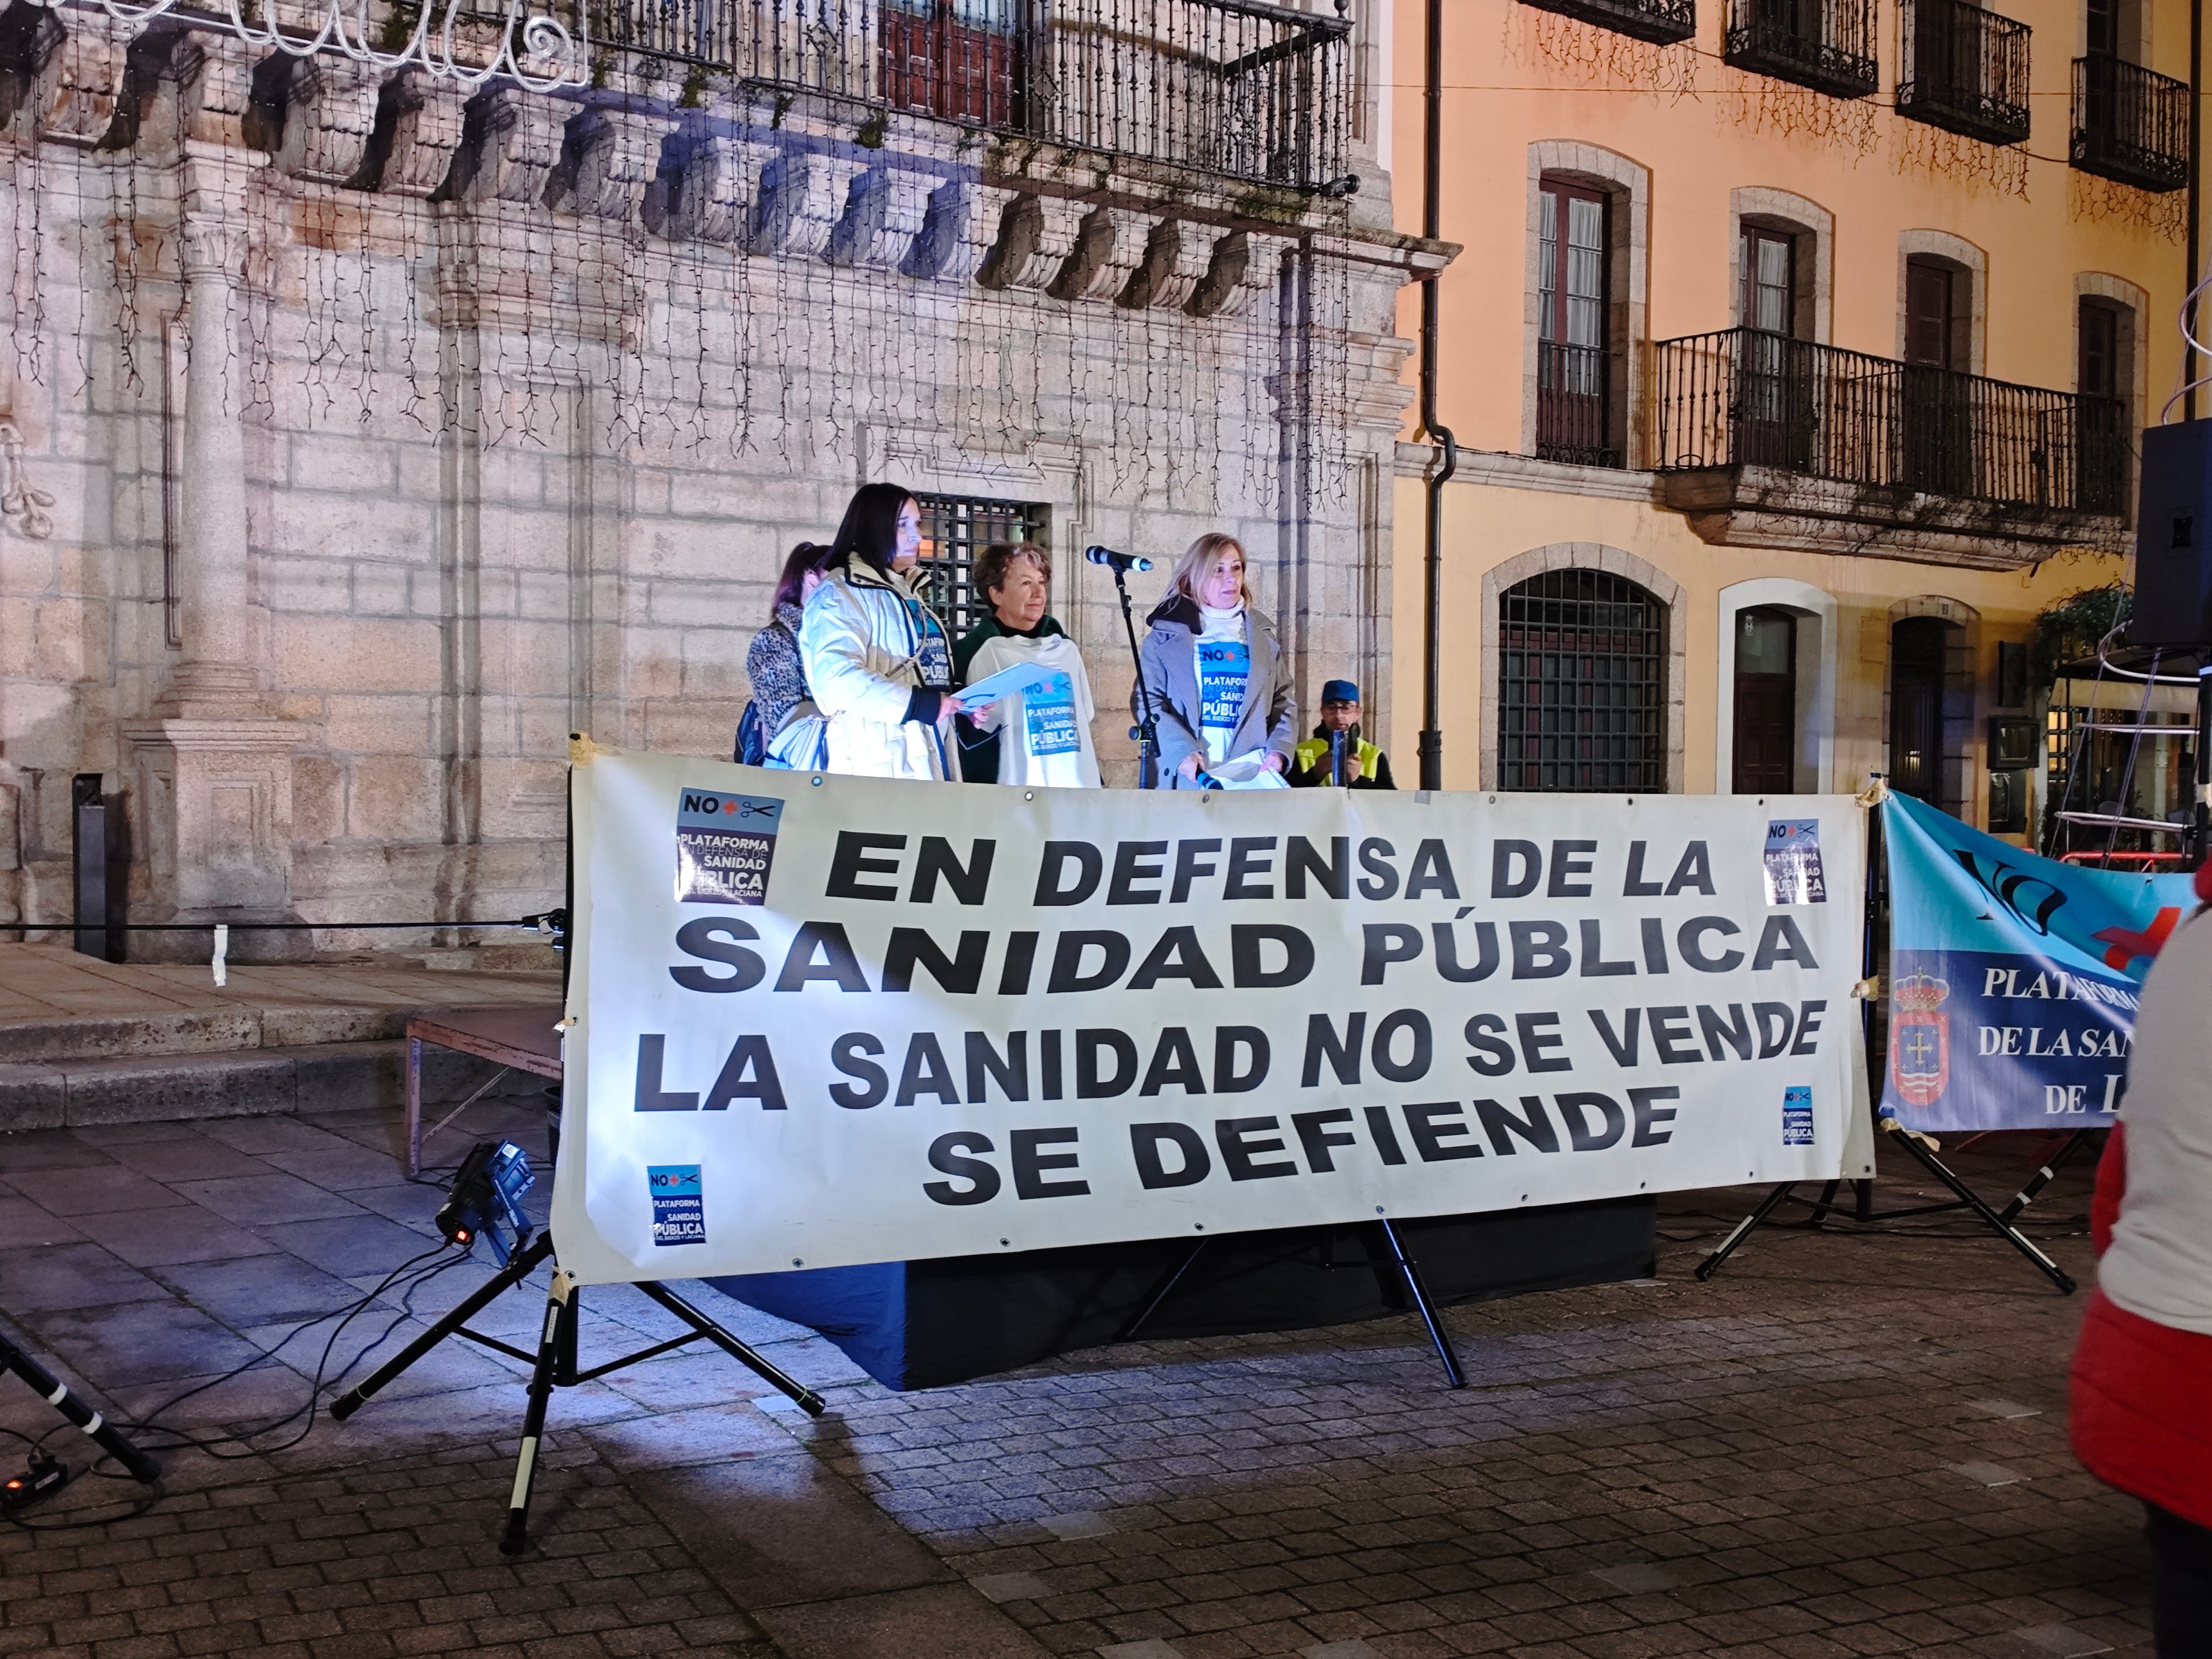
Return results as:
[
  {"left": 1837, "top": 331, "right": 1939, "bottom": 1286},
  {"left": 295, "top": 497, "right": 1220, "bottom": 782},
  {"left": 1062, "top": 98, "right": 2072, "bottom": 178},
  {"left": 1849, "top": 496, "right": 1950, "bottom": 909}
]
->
[
  {"left": 1890, "top": 617, "right": 1948, "bottom": 804},
  {"left": 1902, "top": 258, "right": 1968, "bottom": 494},
  {"left": 1537, "top": 180, "right": 1610, "bottom": 463},
  {"left": 1737, "top": 226, "right": 1803, "bottom": 468},
  {"left": 2077, "top": 300, "right": 2125, "bottom": 512},
  {"left": 1732, "top": 608, "right": 1797, "bottom": 793}
]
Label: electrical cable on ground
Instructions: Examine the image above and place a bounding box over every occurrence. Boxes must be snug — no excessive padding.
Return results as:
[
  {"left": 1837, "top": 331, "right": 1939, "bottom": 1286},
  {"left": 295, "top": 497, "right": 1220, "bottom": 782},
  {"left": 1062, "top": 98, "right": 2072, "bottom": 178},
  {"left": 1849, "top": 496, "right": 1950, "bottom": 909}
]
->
[{"left": 1, "top": 1231, "right": 519, "bottom": 1530}]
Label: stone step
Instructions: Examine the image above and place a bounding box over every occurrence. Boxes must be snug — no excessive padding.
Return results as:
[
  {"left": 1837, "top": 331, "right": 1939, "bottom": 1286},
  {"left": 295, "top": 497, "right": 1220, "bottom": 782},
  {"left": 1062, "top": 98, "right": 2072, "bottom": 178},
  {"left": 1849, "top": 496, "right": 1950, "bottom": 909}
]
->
[
  {"left": 0, "top": 941, "right": 561, "bottom": 1062},
  {"left": 0, "top": 1037, "right": 547, "bottom": 1134}
]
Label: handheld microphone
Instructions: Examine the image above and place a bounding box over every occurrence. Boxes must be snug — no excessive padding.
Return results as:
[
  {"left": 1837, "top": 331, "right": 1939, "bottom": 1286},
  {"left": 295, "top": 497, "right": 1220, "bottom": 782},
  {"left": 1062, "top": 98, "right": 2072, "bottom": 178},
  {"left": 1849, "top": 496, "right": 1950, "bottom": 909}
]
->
[{"left": 1085, "top": 545, "right": 1154, "bottom": 573}]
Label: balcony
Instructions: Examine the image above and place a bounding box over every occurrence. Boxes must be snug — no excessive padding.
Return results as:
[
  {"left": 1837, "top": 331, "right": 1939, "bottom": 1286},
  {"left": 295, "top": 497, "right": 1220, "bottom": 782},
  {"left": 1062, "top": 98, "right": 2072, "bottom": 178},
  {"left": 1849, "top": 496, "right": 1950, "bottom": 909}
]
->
[
  {"left": 1517, "top": 0, "right": 1695, "bottom": 47},
  {"left": 1724, "top": 0, "right": 1878, "bottom": 98},
  {"left": 2072, "top": 52, "right": 2189, "bottom": 193},
  {"left": 1651, "top": 328, "right": 2127, "bottom": 567},
  {"left": 1896, "top": 0, "right": 2031, "bottom": 147},
  {"left": 1536, "top": 342, "right": 1622, "bottom": 468},
  {"left": 585, "top": 0, "right": 1354, "bottom": 190}
]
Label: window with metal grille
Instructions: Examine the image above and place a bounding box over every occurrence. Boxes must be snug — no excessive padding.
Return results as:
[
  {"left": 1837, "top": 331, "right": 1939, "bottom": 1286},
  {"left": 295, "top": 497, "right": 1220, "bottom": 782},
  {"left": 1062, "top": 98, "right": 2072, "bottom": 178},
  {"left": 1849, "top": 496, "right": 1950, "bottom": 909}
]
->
[
  {"left": 912, "top": 494, "right": 1049, "bottom": 639},
  {"left": 1498, "top": 570, "right": 1667, "bottom": 792}
]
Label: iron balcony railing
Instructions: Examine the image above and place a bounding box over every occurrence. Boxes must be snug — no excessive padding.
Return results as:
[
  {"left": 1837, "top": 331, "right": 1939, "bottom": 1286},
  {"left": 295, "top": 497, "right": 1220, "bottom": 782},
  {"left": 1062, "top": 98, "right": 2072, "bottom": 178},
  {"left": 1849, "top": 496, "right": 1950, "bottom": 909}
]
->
[
  {"left": 1724, "top": 0, "right": 1878, "bottom": 97},
  {"left": 1515, "top": 0, "right": 1695, "bottom": 47},
  {"left": 2072, "top": 52, "right": 2189, "bottom": 193},
  {"left": 586, "top": 0, "right": 1353, "bottom": 189},
  {"left": 1536, "top": 341, "right": 1622, "bottom": 469},
  {"left": 1897, "top": 0, "right": 2031, "bottom": 146},
  {"left": 1652, "top": 328, "right": 2127, "bottom": 515}
]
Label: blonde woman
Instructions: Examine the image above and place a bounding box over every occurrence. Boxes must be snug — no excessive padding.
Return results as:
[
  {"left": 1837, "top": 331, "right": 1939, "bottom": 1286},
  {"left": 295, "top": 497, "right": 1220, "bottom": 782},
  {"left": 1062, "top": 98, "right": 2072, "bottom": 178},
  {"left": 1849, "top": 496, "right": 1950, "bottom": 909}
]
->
[{"left": 1135, "top": 532, "right": 1296, "bottom": 788}]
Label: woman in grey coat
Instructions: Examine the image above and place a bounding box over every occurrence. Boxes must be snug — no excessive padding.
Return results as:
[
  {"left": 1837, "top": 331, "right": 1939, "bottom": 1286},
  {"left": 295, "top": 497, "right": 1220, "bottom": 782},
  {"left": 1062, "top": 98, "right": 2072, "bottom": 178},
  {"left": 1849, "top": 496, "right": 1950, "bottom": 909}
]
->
[{"left": 1135, "top": 532, "right": 1296, "bottom": 788}]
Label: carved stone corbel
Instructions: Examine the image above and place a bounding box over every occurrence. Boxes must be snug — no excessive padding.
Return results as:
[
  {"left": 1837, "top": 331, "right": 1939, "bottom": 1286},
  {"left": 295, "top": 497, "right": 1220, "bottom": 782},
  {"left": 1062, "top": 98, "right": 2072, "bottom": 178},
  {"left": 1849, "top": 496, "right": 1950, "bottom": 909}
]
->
[
  {"left": 0, "top": 422, "right": 53, "bottom": 540},
  {"left": 1050, "top": 206, "right": 1151, "bottom": 304},
  {"left": 271, "top": 55, "right": 382, "bottom": 185},
  {"left": 826, "top": 165, "right": 938, "bottom": 271},
  {"left": 168, "top": 32, "right": 254, "bottom": 151},
  {"left": 976, "top": 193, "right": 1084, "bottom": 293},
  {"left": 1189, "top": 229, "right": 1290, "bottom": 319},
  {"left": 453, "top": 85, "right": 566, "bottom": 206},
  {"left": 1121, "top": 218, "right": 1215, "bottom": 311},
  {"left": 667, "top": 133, "right": 777, "bottom": 244},
  {"left": 23, "top": 5, "right": 130, "bottom": 147},
  {"left": 364, "top": 70, "right": 467, "bottom": 197},
  {"left": 745, "top": 149, "right": 867, "bottom": 259},
  {"left": 549, "top": 105, "right": 677, "bottom": 222},
  {"left": 901, "top": 178, "right": 1014, "bottom": 283}
]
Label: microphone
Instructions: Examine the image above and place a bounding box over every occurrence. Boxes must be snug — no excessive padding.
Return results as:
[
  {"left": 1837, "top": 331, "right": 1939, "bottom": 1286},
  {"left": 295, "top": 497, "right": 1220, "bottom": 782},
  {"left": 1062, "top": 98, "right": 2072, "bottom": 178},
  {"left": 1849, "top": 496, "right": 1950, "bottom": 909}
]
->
[{"left": 1085, "top": 545, "right": 1154, "bottom": 573}]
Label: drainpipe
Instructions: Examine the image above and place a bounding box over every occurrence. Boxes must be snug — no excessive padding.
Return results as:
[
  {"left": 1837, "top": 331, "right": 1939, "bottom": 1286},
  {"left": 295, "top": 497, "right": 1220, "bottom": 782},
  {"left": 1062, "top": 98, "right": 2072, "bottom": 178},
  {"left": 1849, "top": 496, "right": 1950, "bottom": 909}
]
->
[
  {"left": 2189, "top": 0, "right": 2203, "bottom": 421},
  {"left": 1417, "top": 0, "right": 1456, "bottom": 793}
]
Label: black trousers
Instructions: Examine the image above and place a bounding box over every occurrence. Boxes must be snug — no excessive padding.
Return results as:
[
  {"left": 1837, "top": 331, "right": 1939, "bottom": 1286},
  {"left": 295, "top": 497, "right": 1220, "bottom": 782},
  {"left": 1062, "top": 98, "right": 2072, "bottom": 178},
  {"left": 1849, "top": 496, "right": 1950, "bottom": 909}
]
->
[{"left": 2149, "top": 1503, "right": 2212, "bottom": 1656}]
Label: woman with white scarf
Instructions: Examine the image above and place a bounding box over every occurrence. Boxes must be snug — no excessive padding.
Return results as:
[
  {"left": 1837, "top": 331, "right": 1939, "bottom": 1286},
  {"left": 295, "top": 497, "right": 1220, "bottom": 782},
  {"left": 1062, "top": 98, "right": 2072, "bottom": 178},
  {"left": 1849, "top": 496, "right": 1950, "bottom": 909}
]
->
[
  {"left": 1135, "top": 532, "right": 1296, "bottom": 789},
  {"left": 799, "top": 483, "right": 967, "bottom": 780}
]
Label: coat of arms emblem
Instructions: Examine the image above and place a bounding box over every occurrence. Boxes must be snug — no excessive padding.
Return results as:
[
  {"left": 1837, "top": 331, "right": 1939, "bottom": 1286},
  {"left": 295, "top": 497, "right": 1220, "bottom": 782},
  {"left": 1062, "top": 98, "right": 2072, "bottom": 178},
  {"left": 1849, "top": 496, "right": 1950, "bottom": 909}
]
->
[{"left": 1889, "top": 970, "right": 1950, "bottom": 1106}]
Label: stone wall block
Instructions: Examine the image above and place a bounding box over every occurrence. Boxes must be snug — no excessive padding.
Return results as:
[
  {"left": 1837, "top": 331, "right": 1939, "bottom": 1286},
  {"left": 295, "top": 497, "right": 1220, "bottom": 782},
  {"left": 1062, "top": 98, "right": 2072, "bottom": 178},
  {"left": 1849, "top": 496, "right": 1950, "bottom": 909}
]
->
[
  {"left": 550, "top": 105, "right": 677, "bottom": 223},
  {"left": 826, "top": 164, "right": 938, "bottom": 271},
  {"left": 373, "top": 70, "right": 468, "bottom": 197},
  {"left": 1122, "top": 218, "right": 1215, "bottom": 311},
  {"left": 976, "top": 192, "right": 1085, "bottom": 292},
  {"left": 1051, "top": 206, "right": 1151, "bottom": 304},
  {"left": 902, "top": 178, "right": 1014, "bottom": 283},
  {"left": 25, "top": 6, "right": 129, "bottom": 148},
  {"left": 169, "top": 32, "right": 254, "bottom": 150},
  {"left": 1189, "top": 229, "right": 1289, "bottom": 319},
  {"left": 272, "top": 54, "right": 382, "bottom": 185},
  {"left": 669, "top": 134, "right": 777, "bottom": 244},
  {"left": 455, "top": 85, "right": 567, "bottom": 206},
  {"left": 746, "top": 149, "right": 868, "bottom": 258}
]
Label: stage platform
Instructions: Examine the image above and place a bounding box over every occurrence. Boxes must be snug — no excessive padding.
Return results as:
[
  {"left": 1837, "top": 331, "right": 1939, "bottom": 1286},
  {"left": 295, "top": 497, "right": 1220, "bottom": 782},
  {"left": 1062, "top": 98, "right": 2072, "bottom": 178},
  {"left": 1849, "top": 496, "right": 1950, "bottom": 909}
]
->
[{"left": 710, "top": 1197, "right": 1657, "bottom": 1390}]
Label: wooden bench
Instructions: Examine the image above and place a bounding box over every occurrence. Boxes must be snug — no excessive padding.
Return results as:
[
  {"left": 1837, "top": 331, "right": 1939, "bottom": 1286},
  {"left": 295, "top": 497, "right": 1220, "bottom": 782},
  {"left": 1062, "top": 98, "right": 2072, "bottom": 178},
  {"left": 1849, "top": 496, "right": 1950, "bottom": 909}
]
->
[{"left": 403, "top": 1005, "right": 563, "bottom": 1177}]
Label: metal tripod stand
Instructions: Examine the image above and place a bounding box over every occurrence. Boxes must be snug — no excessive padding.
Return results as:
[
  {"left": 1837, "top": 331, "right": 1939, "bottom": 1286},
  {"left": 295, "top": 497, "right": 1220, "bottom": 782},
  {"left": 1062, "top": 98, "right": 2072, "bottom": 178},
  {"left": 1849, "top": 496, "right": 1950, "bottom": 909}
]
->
[
  {"left": 0, "top": 1322, "right": 162, "bottom": 1485},
  {"left": 329, "top": 1232, "right": 825, "bottom": 1554},
  {"left": 1116, "top": 1220, "right": 1468, "bottom": 1388}
]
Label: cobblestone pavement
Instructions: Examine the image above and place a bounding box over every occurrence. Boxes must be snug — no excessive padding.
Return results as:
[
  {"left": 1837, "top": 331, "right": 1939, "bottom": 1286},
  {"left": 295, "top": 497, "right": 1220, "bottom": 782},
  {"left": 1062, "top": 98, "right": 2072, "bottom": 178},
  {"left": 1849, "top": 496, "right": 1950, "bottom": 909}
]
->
[{"left": 0, "top": 1097, "right": 2150, "bottom": 1659}]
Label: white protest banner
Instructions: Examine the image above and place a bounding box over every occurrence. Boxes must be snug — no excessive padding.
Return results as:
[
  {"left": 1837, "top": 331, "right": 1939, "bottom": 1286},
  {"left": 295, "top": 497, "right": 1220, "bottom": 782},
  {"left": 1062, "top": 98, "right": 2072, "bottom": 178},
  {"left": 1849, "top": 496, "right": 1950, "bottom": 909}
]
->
[{"left": 549, "top": 743, "right": 1874, "bottom": 1284}]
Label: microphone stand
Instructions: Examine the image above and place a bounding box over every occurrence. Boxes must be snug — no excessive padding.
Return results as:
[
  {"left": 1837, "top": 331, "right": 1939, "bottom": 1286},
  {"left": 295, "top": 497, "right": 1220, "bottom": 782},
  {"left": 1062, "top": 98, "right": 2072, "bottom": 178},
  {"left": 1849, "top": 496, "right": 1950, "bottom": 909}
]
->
[{"left": 1109, "top": 562, "right": 1159, "bottom": 790}]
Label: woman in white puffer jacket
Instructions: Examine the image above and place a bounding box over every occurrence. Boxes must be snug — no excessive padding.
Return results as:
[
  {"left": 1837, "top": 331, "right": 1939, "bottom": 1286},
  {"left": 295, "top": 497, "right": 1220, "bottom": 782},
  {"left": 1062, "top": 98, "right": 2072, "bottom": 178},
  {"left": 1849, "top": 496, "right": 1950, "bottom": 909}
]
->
[{"left": 799, "top": 483, "right": 969, "bottom": 780}]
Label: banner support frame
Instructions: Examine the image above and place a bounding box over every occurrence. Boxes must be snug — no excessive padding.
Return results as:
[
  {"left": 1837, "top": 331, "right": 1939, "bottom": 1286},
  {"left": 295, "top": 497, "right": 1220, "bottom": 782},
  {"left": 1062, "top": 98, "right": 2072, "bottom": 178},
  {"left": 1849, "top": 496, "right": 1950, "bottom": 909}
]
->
[
  {"left": 1117, "top": 1222, "right": 1470, "bottom": 1389},
  {"left": 1695, "top": 792, "right": 2081, "bottom": 1294}
]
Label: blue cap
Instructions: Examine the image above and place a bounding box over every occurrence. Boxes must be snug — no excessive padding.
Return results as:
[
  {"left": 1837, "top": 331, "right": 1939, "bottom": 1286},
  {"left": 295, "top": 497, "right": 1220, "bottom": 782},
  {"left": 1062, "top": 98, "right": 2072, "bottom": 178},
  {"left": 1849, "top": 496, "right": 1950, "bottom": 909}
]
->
[{"left": 1321, "top": 679, "right": 1360, "bottom": 705}]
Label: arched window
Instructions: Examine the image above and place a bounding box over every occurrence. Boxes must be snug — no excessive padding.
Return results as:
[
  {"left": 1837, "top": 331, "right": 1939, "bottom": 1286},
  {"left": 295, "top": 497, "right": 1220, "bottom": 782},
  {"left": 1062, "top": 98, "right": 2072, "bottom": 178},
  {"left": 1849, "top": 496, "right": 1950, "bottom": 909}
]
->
[{"left": 1498, "top": 570, "right": 1667, "bottom": 792}]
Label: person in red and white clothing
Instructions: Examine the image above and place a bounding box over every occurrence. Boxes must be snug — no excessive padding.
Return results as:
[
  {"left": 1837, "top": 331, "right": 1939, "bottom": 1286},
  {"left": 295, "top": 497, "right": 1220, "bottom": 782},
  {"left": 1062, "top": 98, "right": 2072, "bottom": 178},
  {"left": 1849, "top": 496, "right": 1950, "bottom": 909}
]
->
[{"left": 2069, "top": 861, "right": 2212, "bottom": 1655}]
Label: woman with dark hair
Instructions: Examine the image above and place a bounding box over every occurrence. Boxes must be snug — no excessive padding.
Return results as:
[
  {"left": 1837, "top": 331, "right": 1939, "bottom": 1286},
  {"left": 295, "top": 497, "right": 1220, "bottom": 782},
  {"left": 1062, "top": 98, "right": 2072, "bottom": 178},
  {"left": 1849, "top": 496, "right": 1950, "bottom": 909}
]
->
[
  {"left": 1135, "top": 532, "right": 1295, "bottom": 788},
  {"left": 743, "top": 541, "right": 829, "bottom": 768},
  {"left": 799, "top": 483, "right": 965, "bottom": 780}
]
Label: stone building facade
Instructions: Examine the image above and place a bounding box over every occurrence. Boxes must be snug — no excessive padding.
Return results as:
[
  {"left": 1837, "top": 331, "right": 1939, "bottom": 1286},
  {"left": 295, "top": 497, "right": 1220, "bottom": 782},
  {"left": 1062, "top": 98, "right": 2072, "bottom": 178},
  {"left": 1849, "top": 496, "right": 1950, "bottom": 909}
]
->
[{"left": 0, "top": 0, "right": 1425, "bottom": 952}]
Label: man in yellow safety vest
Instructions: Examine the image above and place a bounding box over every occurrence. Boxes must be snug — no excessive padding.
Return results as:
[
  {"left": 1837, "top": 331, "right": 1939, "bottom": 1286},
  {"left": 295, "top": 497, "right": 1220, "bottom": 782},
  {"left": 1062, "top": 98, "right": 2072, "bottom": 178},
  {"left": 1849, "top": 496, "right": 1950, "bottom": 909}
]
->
[{"left": 1288, "top": 679, "right": 1394, "bottom": 790}]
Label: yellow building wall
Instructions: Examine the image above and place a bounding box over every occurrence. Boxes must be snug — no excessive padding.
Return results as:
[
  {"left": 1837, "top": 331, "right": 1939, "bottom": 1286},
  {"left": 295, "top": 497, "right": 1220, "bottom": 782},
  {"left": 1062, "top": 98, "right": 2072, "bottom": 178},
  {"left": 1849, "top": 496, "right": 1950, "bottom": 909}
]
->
[
  {"left": 1383, "top": 0, "right": 2171, "bottom": 824},
  {"left": 1388, "top": 476, "right": 2120, "bottom": 816}
]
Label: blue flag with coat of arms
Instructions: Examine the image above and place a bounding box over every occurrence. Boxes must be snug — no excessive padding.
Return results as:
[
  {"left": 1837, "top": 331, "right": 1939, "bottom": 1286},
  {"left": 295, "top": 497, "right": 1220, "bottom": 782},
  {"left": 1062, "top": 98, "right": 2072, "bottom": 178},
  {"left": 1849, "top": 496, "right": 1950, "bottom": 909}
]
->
[{"left": 1880, "top": 791, "right": 2195, "bottom": 1132}]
